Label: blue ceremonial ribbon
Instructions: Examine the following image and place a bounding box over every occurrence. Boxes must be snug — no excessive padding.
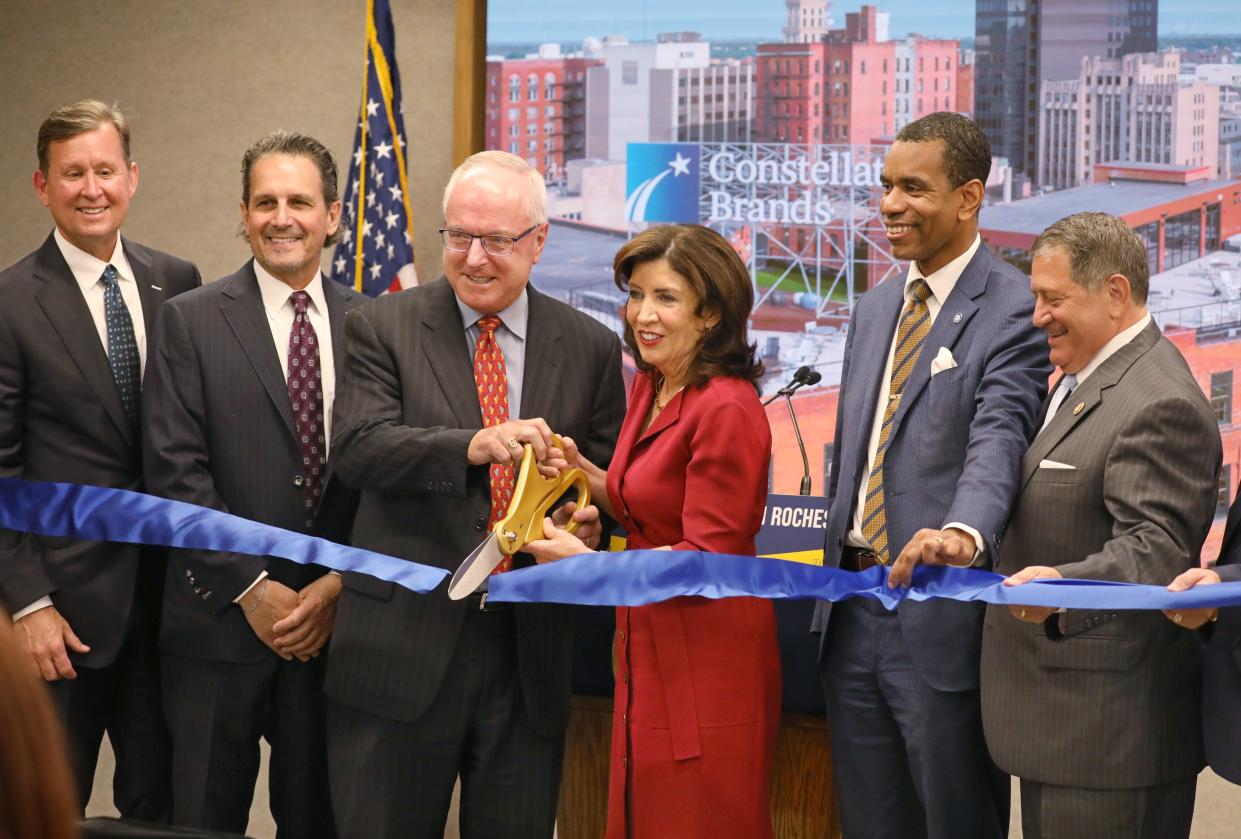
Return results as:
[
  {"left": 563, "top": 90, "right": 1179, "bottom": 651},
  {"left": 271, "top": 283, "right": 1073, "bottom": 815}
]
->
[
  {"left": 0, "top": 478, "right": 446, "bottom": 593},
  {"left": 487, "top": 549, "right": 1241, "bottom": 611}
]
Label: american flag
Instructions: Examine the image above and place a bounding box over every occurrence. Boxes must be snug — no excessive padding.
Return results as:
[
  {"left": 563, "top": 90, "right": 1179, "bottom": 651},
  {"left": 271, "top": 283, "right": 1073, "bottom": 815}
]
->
[{"left": 330, "top": 0, "right": 418, "bottom": 296}]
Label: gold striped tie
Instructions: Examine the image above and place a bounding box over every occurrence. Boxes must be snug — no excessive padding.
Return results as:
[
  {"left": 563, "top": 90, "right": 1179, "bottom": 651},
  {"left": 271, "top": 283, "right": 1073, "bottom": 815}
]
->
[{"left": 860, "top": 279, "right": 933, "bottom": 565}]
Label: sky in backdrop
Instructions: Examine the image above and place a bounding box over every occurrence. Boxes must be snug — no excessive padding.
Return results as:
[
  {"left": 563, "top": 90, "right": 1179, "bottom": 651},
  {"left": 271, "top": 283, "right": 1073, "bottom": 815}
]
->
[{"left": 488, "top": 0, "right": 1234, "bottom": 44}]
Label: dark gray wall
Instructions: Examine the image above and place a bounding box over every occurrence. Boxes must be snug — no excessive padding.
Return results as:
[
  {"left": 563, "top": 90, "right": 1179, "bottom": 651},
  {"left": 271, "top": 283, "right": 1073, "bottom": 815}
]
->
[{"left": 0, "top": 0, "right": 456, "bottom": 283}]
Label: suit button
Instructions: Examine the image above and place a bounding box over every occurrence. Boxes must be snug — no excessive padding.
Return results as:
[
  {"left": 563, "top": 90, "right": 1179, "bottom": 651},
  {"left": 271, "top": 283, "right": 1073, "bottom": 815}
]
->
[
  {"left": 618, "top": 630, "right": 626, "bottom": 641},
  {"left": 293, "top": 475, "right": 305, "bottom": 487},
  {"left": 623, "top": 756, "right": 629, "bottom": 768},
  {"left": 836, "top": 537, "right": 843, "bottom": 547},
  {"left": 475, "top": 516, "right": 487, "bottom": 531},
  {"left": 621, "top": 714, "right": 627, "bottom": 725}
]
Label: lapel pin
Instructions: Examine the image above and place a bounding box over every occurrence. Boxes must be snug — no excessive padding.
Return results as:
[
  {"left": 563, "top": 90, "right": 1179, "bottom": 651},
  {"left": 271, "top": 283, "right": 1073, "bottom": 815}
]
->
[
  {"left": 952, "top": 312, "right": 963, "bottom": 324},
  {"left": 1072, "top": 402, "right": 1085, "bottom": 415}
]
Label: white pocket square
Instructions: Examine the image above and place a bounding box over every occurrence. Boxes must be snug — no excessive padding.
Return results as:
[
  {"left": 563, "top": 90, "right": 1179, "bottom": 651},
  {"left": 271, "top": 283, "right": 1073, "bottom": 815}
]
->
[
  {"left": 930, "top": 346, "right": 957, "bottom": 376},
  {"left": 1038, "top": 459, "right": 1076, "bottom": 470}
]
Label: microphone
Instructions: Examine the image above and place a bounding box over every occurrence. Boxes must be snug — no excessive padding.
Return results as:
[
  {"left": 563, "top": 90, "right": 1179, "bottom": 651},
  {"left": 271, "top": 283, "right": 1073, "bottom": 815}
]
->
[{"left": 763, "top": 366, "right": 820, "bottom": 495}]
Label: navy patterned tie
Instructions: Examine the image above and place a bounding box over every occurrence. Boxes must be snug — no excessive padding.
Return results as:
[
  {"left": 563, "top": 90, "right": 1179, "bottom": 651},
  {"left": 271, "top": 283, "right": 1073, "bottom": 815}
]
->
[
  {"left": 287, "top": 291, "right": 326, "bottom": 529},
  {"left": 100, "top": 264, "right": 141, "bottom": 427}
]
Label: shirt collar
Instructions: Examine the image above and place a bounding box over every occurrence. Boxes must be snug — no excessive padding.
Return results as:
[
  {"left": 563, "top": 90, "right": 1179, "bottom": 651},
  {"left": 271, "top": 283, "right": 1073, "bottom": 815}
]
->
[
  {"left": 53, "top": 229, "right": 135, "bottom": 293},
  {"left": 904, "top": 234, "right": 981, "bottom": 305},
  {"left": 1073, "top": 312, "right": 1152, "bottom": 386},
  {"left": 456, "top": 287, "right": 529, "bottom": 342},
  {"left": 252, "top": 259, "right": 328, "bottom": 319}
]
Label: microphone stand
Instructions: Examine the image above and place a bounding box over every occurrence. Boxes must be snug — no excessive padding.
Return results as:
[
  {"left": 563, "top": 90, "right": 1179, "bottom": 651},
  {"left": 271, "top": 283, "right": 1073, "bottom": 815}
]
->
[{"left": 784, "top": 390, "right": 812, "bottom": 496}]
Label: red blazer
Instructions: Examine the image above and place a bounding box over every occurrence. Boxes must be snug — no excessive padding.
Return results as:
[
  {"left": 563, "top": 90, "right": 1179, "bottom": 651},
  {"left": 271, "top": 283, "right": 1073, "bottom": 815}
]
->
[{"left": 605, "top": 372, "right": 780, "bottom": 839}]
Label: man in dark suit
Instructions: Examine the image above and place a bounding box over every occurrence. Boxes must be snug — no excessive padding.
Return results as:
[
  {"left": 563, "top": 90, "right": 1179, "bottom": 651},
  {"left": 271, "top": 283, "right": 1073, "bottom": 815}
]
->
[
  {"left": 813, "top": 112, "right": 1050, "bottom": 839},
  {"left": 982, "top": 212, "right": 1220, "bottom": 839},
  {"left": 1166, "top": 498, "right": 1241, "bottom": 787},
  {"left": 143, "top": 131, "right": 363, "bottom": 837},
  {"left": 324, "top": 150, "right": 626, "bottom": 839},
  {"left": 0, "top": 99, "right": 200, "bottom": 817}
]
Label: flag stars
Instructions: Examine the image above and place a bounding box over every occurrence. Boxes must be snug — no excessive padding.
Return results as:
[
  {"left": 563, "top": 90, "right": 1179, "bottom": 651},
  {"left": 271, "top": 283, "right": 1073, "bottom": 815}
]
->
[
  {"left": 384, "top": 211, "right": 399, "bottom": 229},
  {"left": 374, "top": 140, "right": 393, "bottom": 159},
  {"left": 366, "top": 98, "right": 380, "bottom": 117},
  {"left": 387, "top": 184, "right": 402, "bottom": 203}
]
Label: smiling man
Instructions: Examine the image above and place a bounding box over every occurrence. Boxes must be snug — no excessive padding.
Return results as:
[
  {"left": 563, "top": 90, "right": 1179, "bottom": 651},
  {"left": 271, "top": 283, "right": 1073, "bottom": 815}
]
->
[
  {"left": 812, "top": 112, "right": 1050, "bottom": 839},
  {"left": 323, "top": 150, "right": 625, "bottom": 839},
  {"left": 0, "top": 99, "right": 201, "bottom": 819},
  {"left": 143, "top": 130, "right": 363, "bottom": 836},
  {"left": 981, "top": 212, "right": 1220, "bottom": 839}
]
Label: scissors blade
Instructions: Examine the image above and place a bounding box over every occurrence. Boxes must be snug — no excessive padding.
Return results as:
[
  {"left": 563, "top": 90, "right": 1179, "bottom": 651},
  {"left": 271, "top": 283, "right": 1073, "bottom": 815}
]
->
[{"left": 447, "top": 532, "right": 505, "bottom": 600}]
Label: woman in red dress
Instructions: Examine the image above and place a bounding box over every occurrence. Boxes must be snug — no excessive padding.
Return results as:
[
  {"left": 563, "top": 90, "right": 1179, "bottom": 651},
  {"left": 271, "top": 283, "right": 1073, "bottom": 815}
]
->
[{"left": 527, "top": 224, "right": 781, "bottom": 838}]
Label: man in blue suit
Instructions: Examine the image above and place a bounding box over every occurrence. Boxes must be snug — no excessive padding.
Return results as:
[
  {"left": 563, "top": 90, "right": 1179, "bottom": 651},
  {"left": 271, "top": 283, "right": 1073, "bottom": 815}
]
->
[
  {"left": 1166, "top": 491, "right": 1241, "bottom": 787},
  {"left": 813, "top": 112, "right": 1050, "bottom": 839}
]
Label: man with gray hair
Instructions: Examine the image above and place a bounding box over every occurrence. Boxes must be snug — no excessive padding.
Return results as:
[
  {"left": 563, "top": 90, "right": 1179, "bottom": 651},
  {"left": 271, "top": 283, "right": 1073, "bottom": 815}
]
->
[
  {"left": 0, "top": 99, "right": 200, "bottom": 818},
  {"left": 144, "top": 130, "right": 363, "bottom": 836},
  {"left": 324, "top": 150, "right": 625, "bottom": 838},
  {"left": 981, "top": 211, "right": 1220, "bottom": 839}
]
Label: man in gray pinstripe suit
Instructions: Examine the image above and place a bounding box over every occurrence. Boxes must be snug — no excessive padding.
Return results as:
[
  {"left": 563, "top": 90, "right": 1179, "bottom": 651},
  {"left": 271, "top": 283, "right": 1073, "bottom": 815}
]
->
[
  {"left": 981, "top": 212, "right": 1222, "bottom": 839},
  {"left": 323, "top": 151, "right": 625, "bottom": 839}
]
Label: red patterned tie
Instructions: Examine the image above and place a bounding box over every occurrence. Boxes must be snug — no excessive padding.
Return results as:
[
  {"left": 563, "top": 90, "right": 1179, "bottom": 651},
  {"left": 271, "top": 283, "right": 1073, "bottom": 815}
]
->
[
  {"left": 288, "top": 291, "right": 326, "bottom": 530},
  {"left": 473, "top": 315, "right": 514, "bottom": 573}
]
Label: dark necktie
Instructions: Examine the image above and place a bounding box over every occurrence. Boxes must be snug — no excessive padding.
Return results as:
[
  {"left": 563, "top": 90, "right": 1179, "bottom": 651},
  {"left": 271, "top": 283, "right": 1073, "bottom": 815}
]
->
[
  {"left": 473, "top": 315, "right": 514, "bottom": 574},
  {"left": 100, "top": 264, "right": 141, "bottom": 427},
  {"left": 288, "top": 291, "right": 326, "bottom": 529},
  {"left": 861, "top": 278, "right": 933, "bottom": 564}
]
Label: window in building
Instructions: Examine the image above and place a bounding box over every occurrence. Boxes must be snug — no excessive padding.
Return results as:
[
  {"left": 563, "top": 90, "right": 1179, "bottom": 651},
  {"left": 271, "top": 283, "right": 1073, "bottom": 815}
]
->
[
  {"left": 509, "top": 140, "right": 518, "bottom": 154},
  {"left": 545, "top": 73, "right": 556, "bottom": 100},
  {"left": 509, "top": 74, "right": 520, "bottom": 102},
  {"left": 1212, "top": 371, "right": 1233, "bottom": 426},
  {"left": 527, "top": 73, "right": 538, "bottom": 101},
  {"left": 1206, "top": 203, "right": 1221, "bottom": 251},
  {"left": 528, "top": 139, "right": 537, "bottom": 152},
  {"left": 622, "top": 61, "right": 638, "bottom": 85}
]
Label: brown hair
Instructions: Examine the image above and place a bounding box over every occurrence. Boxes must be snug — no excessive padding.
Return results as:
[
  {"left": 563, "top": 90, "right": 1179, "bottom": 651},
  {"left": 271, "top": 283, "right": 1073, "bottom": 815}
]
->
[
  {"left": 1031, "top": 211, "right": 1150, "bottom": 305},
  {"left": 37, "top": 100, "right": 132, "bottom": 175},
  {"left": 613, "top": 224, "right": 763, "bottom": 388},
  {"left": 240, "top": 130, "right": 342, "bottom": 247},
  {"left": 0, "top": 617, "right": 79, "bottom": 839}
]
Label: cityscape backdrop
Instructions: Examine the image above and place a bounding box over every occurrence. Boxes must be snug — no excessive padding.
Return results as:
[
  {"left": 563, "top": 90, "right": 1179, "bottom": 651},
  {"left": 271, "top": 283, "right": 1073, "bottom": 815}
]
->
[{"left": 483, "top": 0, "right": 1241, "bottom": 560}]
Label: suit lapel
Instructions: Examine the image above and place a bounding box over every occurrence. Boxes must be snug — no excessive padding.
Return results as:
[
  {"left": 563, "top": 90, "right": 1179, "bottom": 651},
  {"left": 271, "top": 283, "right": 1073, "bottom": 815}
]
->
[
  {"left": 123, "top": 238, "right": 166, "bottom": 342},
  {"left": 1019, "top": 321, "right": 1161, "bottom": 490},
  {"left": 31, "top": 234, "right": 135, "bottom": 447},
  {"left": 323, "top": 279, "right": 352, "bottom": 385},
  {"left": 845, "top": 280, "right": 903, "bottom": 479},
  {"left": 220, "top": 264, "right": 298, "bottom": 441},
  {"left": 887, "top": 246, "right": 987, "bottom": 439},
  {"left": 420, "top": 279, "right": 483, "bottom": 428},
  {"left": 519, "top": 287, "right": 564, "bottom": 420}
]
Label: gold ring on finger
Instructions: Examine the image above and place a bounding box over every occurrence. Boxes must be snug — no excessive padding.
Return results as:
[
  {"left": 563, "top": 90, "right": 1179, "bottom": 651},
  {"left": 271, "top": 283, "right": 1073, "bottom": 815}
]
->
[
  {"left": 507, "top": 438, "right": 520, "bottom": 450},
  {"left": 1019, "top": 608, "right": 1027, "bottom": 619},
  {"left": 1174, "top": 612, "right": 1184, "bottom": 625}
]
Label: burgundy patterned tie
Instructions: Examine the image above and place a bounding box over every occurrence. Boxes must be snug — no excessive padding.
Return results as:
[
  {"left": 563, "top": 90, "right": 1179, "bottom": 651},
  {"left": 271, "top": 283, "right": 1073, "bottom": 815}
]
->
[
  {"left": 473, "top": 315, "right": 514, "bottom": 574},
  {"left": 287, "top": 291, "right": 325, "bottom": 529}
]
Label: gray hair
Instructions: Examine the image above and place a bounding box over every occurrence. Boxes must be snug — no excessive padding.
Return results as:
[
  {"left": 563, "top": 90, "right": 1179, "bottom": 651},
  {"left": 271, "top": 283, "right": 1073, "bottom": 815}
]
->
[
  {"left": 442, "top": 150, "right": 548, "bottom": 227},
  {"left": 1031, "top": 212, "right": 1149, "bottom": 304},
  {"left": 38, "top": 100, "right": 131, "bottom": 174}
]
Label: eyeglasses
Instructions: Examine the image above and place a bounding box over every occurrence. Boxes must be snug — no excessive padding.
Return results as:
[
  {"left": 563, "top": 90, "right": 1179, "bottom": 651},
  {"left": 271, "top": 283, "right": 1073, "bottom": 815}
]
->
[{"left": 438, "top": 224, "right": 539, "bottom": 256}]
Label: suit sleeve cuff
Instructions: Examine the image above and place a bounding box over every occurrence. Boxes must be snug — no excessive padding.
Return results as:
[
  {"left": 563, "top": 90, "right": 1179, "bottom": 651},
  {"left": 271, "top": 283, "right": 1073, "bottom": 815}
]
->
[
  {"left": 943, "top": 522, "right": 987, "bottom": 566},
  {"left": 233, "top": 571, "right": 268, "bottom": 604},
  {"left": 11, "top": 596, "right": 54, "bottom": 622}
]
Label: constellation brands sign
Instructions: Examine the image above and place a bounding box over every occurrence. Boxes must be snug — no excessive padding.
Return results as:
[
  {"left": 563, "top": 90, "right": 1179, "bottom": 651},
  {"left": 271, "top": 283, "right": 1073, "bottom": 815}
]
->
[{"left": 625, "top": 142, "right": 886, "bottom": 226}]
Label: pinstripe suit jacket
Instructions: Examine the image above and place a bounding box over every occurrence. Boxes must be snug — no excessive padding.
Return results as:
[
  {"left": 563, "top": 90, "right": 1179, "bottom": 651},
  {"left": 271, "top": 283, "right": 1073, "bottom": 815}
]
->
[
  {"left": 981, "top": 321, "right": 1221, "bottom": 788},
  {"left": 1202, "top": 495, "right": 1241, "bottom": 783},
  {"left": 143, "top": 262, "right": 365, "bottom": 664},
  {"left": 323, "top": 277, "right": 625, "bottom": 734},
  {"left": 0, "top": 233, "right": 200, "bottom": 666},
  {"left": 814, "top": 243, "right": 1050, "bottom": 691}
]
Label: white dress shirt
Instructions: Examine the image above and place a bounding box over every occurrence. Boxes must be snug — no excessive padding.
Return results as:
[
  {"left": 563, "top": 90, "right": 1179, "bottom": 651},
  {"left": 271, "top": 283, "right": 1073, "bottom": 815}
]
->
[
  {"left": 236, "top": 262, "right": 339, "bottom": 603},
  {"left": 847, "top": 234, "right": 986, "bottom": 561},
  {"left": 55, "top": 229, "right": 147, "bottom": 374},
  {"left": 1068, "top": 312, "right": 1152, "bottom": 390},
  {"left": 13, "top": 232, "right": 147, "bottom": 622}
]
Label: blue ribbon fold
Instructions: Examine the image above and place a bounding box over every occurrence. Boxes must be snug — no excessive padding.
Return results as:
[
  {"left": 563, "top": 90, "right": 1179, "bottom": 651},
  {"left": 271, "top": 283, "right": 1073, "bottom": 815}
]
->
[
  {"left": 0, "top": 478, "right": 446, "bottom": 594},
  {"left": 487, "top": 549, "right": 1241, "bottom": 611}
]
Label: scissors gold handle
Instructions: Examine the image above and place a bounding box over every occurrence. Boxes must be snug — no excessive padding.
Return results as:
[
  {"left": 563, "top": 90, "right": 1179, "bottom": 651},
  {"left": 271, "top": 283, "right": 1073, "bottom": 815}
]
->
[{"left": 493, "top": 434, "right": 590, "bottom": 556}]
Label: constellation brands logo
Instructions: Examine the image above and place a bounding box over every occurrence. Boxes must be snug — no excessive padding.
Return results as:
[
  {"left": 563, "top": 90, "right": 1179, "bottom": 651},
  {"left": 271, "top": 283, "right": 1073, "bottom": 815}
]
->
[
  {"left": 627, "top": 143, "right": 885, "bottom": 226},
  {"left": 626, "top": 143, "right": 701, "bottom": 223}
]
